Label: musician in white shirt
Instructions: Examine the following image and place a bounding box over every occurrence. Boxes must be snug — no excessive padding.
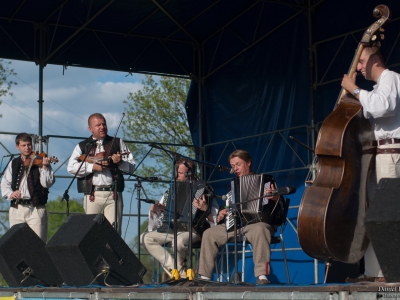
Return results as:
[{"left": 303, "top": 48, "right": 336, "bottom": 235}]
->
[
  {"left": 341, "top": 45, "right": 400, "bottom": 283},
  {"left": 140, "top": 158, "right": 217, "bottom": 279},
  {"left": 67, "top": 113, "right": 135, "bottom": 235},
  {"left": 198, "top": 149, "right": 280, "bottom": 285},
  {"left": 1, "top": 133, "right": 55, "bottom": 242}
]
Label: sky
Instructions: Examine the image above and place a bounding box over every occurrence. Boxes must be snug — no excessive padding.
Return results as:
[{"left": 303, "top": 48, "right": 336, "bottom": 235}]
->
[{"left": 0, "top": 59, "right": 158, "bottom": 244}]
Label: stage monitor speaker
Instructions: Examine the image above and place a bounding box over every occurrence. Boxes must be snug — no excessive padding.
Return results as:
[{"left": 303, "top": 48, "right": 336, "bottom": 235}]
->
[
  {"left": 46, "top": 214, "right": 146, "bottom": 286},
  {"left": 0, "top": 223, "right": 63, "bottom": 287},
  {"left": 365, "top": 177, "right": 400, "bottom": 283}
]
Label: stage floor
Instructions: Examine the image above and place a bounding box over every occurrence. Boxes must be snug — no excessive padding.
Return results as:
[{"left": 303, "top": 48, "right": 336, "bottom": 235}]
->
[{"left": 0, "top": 281, "right": 398, "bottom": 300}]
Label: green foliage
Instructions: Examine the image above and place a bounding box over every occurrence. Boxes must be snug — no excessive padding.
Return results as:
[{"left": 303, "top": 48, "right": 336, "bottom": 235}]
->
[
  {"left": 46, "top": 196, "right": 84, "bottom": 240},
  {"left": 0, "top": 197, "right": 10, "bottom": 237},
  {"left": 123, "top": 74, "right": 197, "bottom": 283},
  {"left": 0, "top": 60, "right": 17, "bottom": 118},
  {"left": 123, "top": 75, "right": 194, "bottom": 188}
]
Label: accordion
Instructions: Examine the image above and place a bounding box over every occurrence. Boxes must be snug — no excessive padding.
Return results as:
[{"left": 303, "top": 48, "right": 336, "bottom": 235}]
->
[
  {"left": 225, "top": 173, "right": 274, "bottom": 231},
  {"left": 158, "top": 181, "right": 209, "bottom": 234}
]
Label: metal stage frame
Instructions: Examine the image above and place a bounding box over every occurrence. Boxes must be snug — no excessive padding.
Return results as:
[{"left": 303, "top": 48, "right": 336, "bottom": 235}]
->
[{"left": 0, "top": 283, "right": 396, "bottom": 300}]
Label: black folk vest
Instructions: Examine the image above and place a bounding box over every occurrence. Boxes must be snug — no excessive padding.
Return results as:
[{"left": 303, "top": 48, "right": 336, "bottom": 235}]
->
[
  {"left": 76, "top": 135, "right": 125, "bottom": 194},
  {"left": 11, "top": 157, "right": 49, "bottom": 206}
]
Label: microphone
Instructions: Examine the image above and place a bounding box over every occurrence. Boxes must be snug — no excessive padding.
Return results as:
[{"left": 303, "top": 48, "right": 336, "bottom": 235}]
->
[
  {"left": 4, "top": 153, "right": 20, "bottom": 157},
  {"left": 145, "top": 176, "right": 162, "bottom": 181},
  {"left": 86, "top": 140, "right": 97, "bottom": 147},
  {"left": 216, "top": 164, "right": 234, "bottom": 174},
  {"left": 218, "top": 195, "right": 228, "bottom": 201},
  {"left": 269, "top": 186, "right": 296, "bottom": 196},
  {"left": 140, "top": 198, "right": 160, "bottom": 205},
  {"left": 205, "top": 193, "right": 228, "bottom": 201}
]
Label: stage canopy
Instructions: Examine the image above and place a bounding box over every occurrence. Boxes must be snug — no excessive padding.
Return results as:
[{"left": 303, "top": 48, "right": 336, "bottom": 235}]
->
[{"left": 1, "top": 0, "right": 400, "bottom": 284}]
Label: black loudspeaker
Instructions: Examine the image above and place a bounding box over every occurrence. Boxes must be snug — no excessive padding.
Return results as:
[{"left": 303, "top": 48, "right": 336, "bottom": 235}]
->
[
  {"left": 365, "top": 178, "right": 400, "bottom": 283},
  {"left": 0, "top": 223, "right": 63, "bottom": 286},
  {"left": 46, "top": 214, "right": 146, "bottom": 286}
]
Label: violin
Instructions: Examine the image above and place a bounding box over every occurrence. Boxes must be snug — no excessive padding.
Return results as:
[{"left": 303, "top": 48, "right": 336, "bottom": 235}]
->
[
  {"left": 77, "top": 151, "right": 130, "bottom": 164},
  {"left": 23, "top": 151, "right": 59, "bottom": 167}
]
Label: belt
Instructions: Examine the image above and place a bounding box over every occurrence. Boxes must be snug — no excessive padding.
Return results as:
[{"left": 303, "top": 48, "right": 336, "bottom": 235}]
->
[
  {"left": 377, "top": 138, "right": 400, "bottom": 146},
  {"left": 10, "top": 199, "right": 32, "bottom": 207},
  {"left": 93, "top": 185, "right": 113, "bottom": 191},
  {"left": 377, "top": 148, "right": 400, "bottom": 154}
]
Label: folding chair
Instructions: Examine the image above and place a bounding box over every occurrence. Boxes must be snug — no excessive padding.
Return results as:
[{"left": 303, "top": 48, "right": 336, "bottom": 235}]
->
[{"left": 219, "top": 198, "right": 291, "bottom": 283}]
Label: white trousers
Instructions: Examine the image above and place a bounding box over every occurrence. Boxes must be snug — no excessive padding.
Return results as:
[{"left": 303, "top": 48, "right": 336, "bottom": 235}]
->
[
  {"left": 140, "top": 230, "right": 201, "bottom": 273},
  {"left": 9, "top": 204, "right": 48, "bottom": 242},
  {"left": 84, "top": 191, "right": 123, "bottom": 235}
]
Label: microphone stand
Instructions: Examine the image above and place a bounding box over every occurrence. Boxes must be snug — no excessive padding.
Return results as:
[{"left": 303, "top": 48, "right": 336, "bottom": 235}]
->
[
  {"left": 136, "top": 177, "right": 143, "bottom": 260},
  {"left": 113, "top": 172, "right": 119, "bottom": 234},
  {"left": 227, "top": 186, "right": 294, "bottom": 284},
  {"left": 149, "top": 143, "right": 232, "bottom": 284},
  {"left": 231, "top": 205, "right": 243, "bottom": 284},
  {"left": 0, "top": 154, "right": 15, "bottom": 178},
  {"left": 62, "top": 142, "right": 97, "bottom": 216},
  {"left": 184, "top": 165, "right": 194, "bottom": 281},
  {"left": 127, "top": 172, "right": 163, "bottom": 261}
]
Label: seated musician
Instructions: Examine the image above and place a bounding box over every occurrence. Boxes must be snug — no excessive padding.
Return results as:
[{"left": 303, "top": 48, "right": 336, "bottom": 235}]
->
[
  {"left": 198, "top": 149, "right": 283, "bottom": 285},
  {"left": 140, "top": 158, "right": 218, "bottom": 278},
  {"left": 67, "top": 113, "right": 135, "bottom": 235}
]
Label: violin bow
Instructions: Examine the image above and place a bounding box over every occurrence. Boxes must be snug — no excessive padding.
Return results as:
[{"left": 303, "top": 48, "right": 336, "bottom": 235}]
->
[{"left": 105, "top": 112, "right": 125, "bottom": 159}]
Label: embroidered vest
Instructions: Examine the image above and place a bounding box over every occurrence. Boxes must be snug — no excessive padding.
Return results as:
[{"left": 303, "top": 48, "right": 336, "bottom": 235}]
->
[
  {"left": 76, "top": 135, "right": 125, "bottom": 194},
  {"left": 11, "top": 157, "right": 48, "bottom": 206}
]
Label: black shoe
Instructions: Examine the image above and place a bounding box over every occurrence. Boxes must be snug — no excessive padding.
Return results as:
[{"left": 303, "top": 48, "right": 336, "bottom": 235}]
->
[{"left": 345, "top": 275, "right": 386, "bottom": 283}]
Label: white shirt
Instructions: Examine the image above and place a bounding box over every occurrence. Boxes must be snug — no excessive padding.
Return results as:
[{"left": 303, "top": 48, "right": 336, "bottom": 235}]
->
[
  {"left": 67, "top": 138, "right": 135, "bottom": 186},
  {"left": 359, "top": 69, "right": 400, "bottom": 140},
  {"left": 1, "top": 158, "right": 55, "bottom": 200}
]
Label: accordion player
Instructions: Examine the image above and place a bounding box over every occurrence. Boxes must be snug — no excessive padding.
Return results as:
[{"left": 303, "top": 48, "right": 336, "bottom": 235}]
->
[
  {"left": 198, "top": 149, "right": 284, "bottom": 284},
  {"left": 225, "top": 173, "right": 284, "bottom": 231}
]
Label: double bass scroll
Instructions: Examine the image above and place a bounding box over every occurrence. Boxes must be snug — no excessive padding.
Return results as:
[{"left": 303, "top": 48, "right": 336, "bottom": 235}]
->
[{"left": 297, "top": 5, "right": 390, "bottom": 264}]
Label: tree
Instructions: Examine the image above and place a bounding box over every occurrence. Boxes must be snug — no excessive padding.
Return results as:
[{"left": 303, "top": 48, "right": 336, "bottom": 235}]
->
[
  {"left": 123, "top": 75, "right": 196, "bottom": 283},
  {"left": 0, "top": 198, "right": 10, "bottom": 237},
  {"left": 123, "top": 75, "right": 194, "bottom": 186},
  {"left": 46, "top": 197, "right": 84, "bottom": 240},
  {"left": 0, "top": 60, "right": 17, "bottom": 117}
]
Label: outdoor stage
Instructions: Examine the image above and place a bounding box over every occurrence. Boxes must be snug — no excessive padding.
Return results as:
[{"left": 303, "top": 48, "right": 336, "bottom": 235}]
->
[{"left": 0, "top": 282, "right": 398, "bottom": 300}]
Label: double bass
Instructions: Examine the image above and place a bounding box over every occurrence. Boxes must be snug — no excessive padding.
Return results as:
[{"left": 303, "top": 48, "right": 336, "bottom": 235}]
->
[{"left": 298, "top": 5, "right": 390, "bottom": 265}]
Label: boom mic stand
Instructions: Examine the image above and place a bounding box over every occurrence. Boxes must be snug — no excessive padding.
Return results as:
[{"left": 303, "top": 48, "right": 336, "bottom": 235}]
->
[
  {"left": 147, "top": 143, "right": 181, "bottom": 283},
  {"left": 62, "top": 141, "right": 97, "bottom": 216},
  {"left": 127, "top": 172, "right": 168, "bottom": 261},
  {"left": 148, "top": 143, "right": 242, "bottom": 285}
]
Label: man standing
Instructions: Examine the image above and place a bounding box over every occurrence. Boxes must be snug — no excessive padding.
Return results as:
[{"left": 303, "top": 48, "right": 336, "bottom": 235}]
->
[
  {"left": 67, "top": 113, "right": 135, "bottom": 234},
  {"left": 342, "top": 45, "right": 400, "bottom": 282},
  {"left": 1, "top": 133, "right": 55, "bottom": 242}
]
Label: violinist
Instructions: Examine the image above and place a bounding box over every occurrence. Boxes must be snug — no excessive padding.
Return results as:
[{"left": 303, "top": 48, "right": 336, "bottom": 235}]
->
[
  {"left": 67, "top": 113, "right": 135, "bottom": 235},
  {"left": 1, "top": 133, "right": 55, "bottom": 242}
]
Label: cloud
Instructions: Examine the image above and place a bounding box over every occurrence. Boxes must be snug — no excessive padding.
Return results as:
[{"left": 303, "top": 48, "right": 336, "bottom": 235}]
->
[
  {"left": 0, "top": 60, "right": 144, "bottom": 135},
  {"left": 0, "top": 60, "right": 153, "bottom": 242}
]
